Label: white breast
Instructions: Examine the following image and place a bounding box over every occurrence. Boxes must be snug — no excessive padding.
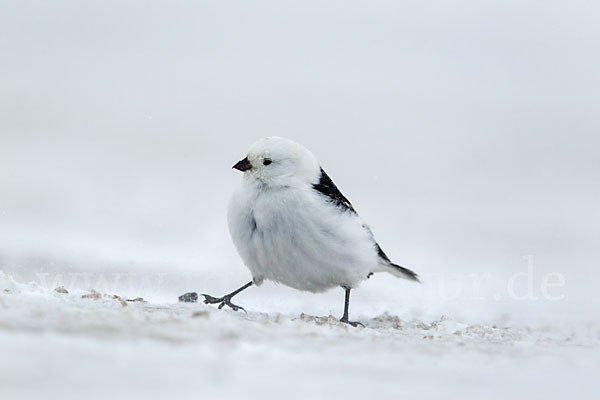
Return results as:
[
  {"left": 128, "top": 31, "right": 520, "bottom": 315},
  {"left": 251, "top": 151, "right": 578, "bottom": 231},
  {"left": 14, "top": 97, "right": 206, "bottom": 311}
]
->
[{"left": 227, "top": 180, "right": 378, "bottom": 293}]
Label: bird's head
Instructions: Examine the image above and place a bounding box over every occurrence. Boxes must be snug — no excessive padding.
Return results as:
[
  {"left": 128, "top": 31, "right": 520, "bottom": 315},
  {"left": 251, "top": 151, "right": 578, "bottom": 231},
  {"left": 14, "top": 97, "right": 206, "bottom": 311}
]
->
[{"left": 232, "top": 137, "right": 320, "bottom": 187}]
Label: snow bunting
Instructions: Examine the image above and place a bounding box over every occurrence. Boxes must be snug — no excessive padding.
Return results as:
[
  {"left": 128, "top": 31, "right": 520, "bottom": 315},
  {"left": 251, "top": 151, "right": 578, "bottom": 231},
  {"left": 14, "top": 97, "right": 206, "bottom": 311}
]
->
[{"left": 189, "top": 137, "right": 419, "bottom": 326}]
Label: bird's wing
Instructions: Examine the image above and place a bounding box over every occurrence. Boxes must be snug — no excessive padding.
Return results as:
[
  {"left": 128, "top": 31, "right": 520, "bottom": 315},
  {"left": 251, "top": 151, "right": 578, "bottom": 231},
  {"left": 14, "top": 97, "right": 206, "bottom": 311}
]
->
[
  {"left": 312, "top": 167, "right": 356, "bottom": 213},
  {"left": 312, "top": 167, "right": 381, "bottom": 256},
  {"left": 312, "top": 167, "right": 420, "bottom": 282}
]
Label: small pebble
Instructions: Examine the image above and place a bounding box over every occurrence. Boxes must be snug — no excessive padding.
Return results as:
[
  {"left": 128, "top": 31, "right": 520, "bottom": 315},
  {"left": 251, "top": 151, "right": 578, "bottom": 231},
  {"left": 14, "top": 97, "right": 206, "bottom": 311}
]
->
[
  {"left": 179, "top": 292, "right": 198, "bottom": 303},
  {"left": 82, "top": 290, "right": 101, "bottom": 300}
]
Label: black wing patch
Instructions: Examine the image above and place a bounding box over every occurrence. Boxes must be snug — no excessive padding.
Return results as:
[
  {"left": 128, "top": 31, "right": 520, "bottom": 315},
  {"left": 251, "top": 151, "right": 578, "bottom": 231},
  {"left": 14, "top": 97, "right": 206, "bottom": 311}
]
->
[{"left": 312, "top": 167, "right": 356, "bottom": 214}]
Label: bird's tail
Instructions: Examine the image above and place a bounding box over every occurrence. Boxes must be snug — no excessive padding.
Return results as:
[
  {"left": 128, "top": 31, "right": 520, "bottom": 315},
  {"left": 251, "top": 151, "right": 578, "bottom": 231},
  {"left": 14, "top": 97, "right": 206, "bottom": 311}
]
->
[{"left": 383, "top": 262, "right": 420, "bottom": 282}]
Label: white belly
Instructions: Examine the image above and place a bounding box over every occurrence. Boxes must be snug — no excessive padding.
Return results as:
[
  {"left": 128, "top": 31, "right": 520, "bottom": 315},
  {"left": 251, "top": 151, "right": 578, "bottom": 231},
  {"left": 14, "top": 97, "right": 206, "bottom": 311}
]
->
[{"left": 227, "top": 183, "right": 378, "bottom": 293}]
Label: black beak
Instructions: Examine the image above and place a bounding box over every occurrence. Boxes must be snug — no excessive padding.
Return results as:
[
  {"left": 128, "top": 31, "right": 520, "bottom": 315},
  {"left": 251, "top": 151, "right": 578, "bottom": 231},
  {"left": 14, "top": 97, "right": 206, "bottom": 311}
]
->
[{"left": 232, "top": 157, "right": 252, "bottom": 172}]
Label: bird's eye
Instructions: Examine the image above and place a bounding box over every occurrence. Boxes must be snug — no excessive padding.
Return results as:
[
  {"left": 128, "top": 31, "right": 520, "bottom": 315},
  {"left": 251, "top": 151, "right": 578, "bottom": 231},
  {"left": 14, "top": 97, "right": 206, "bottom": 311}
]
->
[{"left": 263, "top": 159, "right": 272, "bottom": 166}]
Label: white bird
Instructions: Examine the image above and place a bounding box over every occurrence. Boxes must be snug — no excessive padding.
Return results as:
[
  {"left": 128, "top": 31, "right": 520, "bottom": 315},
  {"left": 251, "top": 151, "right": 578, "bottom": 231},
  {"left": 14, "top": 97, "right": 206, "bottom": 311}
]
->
[{"left": 192, "top": 137, "right": 419, "bottom": 326}]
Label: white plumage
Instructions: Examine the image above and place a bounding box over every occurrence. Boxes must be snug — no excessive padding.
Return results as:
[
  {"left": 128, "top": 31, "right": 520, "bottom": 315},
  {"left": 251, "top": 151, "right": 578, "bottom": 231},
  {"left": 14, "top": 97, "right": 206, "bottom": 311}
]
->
[
  {"left": 227, "top": 137, "right": 418, "bottom": 292},
  {"left": 190, "top": 137, "right": 419, "bottom": 325}
]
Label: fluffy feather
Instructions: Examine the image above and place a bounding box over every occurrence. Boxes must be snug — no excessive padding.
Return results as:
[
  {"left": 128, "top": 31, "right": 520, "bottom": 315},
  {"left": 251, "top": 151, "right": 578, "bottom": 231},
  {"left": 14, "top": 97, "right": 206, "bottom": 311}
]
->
[{"left": 227, "top": 137, "right": 419, "bottom": 293}]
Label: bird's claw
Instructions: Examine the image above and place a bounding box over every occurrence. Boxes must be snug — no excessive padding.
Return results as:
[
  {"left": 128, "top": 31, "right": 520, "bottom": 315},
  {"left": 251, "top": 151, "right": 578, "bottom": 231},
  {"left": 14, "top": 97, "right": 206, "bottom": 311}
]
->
[
  {"left": 340, "top": 318, "right": 365, "bottom": 328},
  {"left": 200, "top": 294, "right": 221, "bottom": 303},
  {"left": 348, "top": 321, "right": 365, "bottom": 328},
  {"left": 201, "top": 294, "right": 246, "bottom": 313}
]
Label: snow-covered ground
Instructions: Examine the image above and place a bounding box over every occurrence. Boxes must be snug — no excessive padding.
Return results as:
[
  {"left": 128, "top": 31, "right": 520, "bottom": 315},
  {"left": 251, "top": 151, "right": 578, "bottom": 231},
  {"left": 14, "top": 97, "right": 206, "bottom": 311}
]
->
[{"left": 1, "top": 271, "right": 598, "bottom": 400}]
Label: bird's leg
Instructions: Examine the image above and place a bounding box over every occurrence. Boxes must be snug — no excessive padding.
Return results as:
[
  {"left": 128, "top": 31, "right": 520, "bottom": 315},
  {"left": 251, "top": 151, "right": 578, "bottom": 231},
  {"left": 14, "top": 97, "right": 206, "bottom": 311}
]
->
[
  {"left": 200, "top": 281, "right": 254, "bottom": 312},
  {"left": 339, "top": 287, "right": 364, "bottom": 327}
]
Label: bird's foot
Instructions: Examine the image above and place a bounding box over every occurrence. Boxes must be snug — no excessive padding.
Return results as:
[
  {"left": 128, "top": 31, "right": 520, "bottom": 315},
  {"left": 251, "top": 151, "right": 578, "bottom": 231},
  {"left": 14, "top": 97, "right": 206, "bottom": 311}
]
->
[
  {"left": 201, "top": 294, "right": 246, "bottom": 312},
  {"left": 339, "top": 317, "right": 365, "bottom": 328}
]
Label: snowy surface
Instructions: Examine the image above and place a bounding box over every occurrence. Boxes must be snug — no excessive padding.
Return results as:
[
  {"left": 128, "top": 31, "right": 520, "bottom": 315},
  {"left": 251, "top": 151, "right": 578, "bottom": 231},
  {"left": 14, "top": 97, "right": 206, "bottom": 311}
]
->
[{"left": 1, "top": 271, "right": 598, "bottom": 400}]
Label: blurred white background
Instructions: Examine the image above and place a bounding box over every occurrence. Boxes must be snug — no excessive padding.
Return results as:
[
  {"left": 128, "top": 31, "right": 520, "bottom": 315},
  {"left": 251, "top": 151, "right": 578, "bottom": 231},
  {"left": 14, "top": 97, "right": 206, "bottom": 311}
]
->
[{"left": 1, "top": 1, "right": 598, "bottom": 324}]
